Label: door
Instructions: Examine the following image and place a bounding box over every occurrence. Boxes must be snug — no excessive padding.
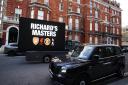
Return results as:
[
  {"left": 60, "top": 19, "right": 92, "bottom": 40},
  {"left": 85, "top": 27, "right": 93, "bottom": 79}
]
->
[
  {"left": 101, "top": 46, "right": 115, "bottom": 76},
  {"left": 8, "top": 27, "right": 18, "bottom": 43},
  {"left": 88, "top": 47, "right": 106, "bottom": 80}
]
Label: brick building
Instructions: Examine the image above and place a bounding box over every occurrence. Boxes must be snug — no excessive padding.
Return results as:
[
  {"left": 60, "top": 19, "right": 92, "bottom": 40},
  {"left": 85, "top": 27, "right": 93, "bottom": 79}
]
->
[
  {"left": 122, "top": 26, "right": 128, "bottom": 45},
  {"left": 2, "top": 0, "right": 122, "bottom": 48},
  {"left": 0, "top": 0, "right": 7, "bottom": 38},
  {"left": 84, "top": 0, "right": 122, "bottom": 45}
]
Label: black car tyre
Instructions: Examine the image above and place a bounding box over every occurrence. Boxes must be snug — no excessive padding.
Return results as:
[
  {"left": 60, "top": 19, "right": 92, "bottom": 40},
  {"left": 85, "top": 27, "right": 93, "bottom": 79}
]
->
[
  {"left": 43, "top": 56, "right": 51, "bottom": 63},
  {"left": 8, "top": 51, "right": 15, "bottom": 56},
  {"left": 79, "top": 80, "right": 86, "bottom": 85},
  {"left": 74, "top": 77, "right": 88, "bottom": 85},
  {"left": 117, "top": 67, "right": 125, "bottom": 78}
]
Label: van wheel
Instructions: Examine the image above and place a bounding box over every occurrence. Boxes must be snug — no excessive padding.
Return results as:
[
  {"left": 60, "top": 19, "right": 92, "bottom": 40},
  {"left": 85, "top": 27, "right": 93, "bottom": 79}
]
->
[
  {"left": 117, "top": 67, "right": 125, "bottom": 78},
  {"left": 43, "top": 56, "right": 51, "bottom": 63},
  {"left": 8, "top": 51, "right": 15, "bottom": 56}
]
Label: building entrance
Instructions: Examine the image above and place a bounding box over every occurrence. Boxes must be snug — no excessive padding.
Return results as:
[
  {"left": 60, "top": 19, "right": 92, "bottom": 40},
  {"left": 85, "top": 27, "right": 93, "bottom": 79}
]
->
[{"left": 8, "top": 27, "right": 18, "bottom": 43}]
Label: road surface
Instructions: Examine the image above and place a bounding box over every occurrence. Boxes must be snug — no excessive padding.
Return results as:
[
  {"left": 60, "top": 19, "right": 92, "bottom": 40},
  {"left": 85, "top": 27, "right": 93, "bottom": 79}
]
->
[{"left": 0, "top": 54, "right": 128, "bottom": 85}]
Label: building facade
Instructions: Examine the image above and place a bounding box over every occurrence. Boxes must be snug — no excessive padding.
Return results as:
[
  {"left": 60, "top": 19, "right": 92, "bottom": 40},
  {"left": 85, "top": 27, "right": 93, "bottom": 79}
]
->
[
  {"left": 0, "top": 0, "right": 7, "bottom": 38},
  {"left": 122, "top": 26, "right": 128, "bottom": 45},
  {"left": 83, "top": 0, "right": 122, "bottom": 45},
  {"left": 2, "top": 0, "right": 122, "bottom": 47}
]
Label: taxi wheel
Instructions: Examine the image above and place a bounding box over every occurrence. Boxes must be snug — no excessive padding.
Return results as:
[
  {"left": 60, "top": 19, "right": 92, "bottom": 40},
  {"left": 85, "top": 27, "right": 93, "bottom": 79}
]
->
[{"left": 75, "top": 77, "right": 89, "bottom": 85}]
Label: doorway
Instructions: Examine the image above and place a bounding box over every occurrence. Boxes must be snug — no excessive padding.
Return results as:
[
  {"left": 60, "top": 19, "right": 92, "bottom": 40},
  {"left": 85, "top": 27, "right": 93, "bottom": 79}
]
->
[{"left": 8, "top": 27, "right": 18, "bottom": 43}]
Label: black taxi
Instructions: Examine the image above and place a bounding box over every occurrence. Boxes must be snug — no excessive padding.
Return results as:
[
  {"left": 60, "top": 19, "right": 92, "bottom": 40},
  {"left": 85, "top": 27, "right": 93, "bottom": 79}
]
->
[{"left": 49, "top": 44, "right": 125, "bottom": 85}]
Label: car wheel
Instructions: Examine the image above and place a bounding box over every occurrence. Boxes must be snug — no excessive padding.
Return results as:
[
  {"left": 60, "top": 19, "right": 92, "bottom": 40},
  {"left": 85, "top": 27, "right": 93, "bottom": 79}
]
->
[
  {"left": 43, "top": 56, "right": 51, "bottom": 63},
  {"left": 117, "top": 67, "right": 125, "bottom": 78},
  {"left": 75, "top": 77, "right": 88, "bottom": 85},
  {"left": 79, "top": 80, "right": 86, "bottom": 85}
]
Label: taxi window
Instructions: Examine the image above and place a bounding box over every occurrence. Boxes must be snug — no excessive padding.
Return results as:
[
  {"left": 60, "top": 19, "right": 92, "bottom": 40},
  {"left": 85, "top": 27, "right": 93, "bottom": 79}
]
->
[
  {"left": 92, "top": 47, "right": 104, "bottom": 58},
  {"left": 114, "top": 46, "right": 121, "bottom": 55},
  {"left": 105, "top": 47, "right": 115, "bottom": 57}
]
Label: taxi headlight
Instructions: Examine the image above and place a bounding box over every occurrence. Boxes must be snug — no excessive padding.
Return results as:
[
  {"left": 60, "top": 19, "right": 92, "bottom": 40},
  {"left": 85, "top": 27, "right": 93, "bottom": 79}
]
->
[{"left": 61, "top": 66, "right": 67, "bottom": 73}]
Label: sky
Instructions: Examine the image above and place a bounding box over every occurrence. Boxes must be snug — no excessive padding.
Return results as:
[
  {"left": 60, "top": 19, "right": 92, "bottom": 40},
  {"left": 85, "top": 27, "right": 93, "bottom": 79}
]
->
[{"left": 116, "top": 0, "right": 128, "bottom": 27}]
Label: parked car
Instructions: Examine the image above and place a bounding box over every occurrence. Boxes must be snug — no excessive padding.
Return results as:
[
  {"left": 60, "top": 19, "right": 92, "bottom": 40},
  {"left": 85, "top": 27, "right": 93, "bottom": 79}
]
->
[
  {"left": 121, "top": 45, "right": 128, "bottom": 53},
  {"left": 49, "top": 44, "right": 125, "bottom": 85},
  {"left": 4, "top": 43, "right": 18, "bottom": 56}
]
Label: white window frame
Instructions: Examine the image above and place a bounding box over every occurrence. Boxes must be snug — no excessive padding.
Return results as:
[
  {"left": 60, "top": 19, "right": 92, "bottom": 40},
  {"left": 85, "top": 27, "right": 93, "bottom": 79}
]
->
[
  {"left": 95, "top": 22, "right": 98, "bottom": 31},
  {"left": 77, "top": 6, "right": 80, "bottom": 13},
  {"left": 89, "top": 35, "right": 92, "bottom": 43},
  {"left": 1, "top": 7, "right": 3, "bottom": 12},
  {"left": 77, "top": 0, "right": 80, "bottom": 4},
  {"left": 90, "top": 1, "right": 92, "bottom": 8},
  {"left": 68, "top": 34, "right": 72, "bottom": 40},
  {"left": 95, "top": 10, "right": 98, "bottom": 18},
  {"left": 44, "top": 0, "right": 49, "bottom": 5},
  {"left": 90, "top": 9, "right": 92, "bottom": 16},
  {"left": 68, "top": 6, "right": 72, "bottom": 12},
  {"left": 1, "top": 0, "right": 3, "bottom": 6},
  {"left": 75, "top": 33, "right": 79, "bottom": 41},
  {"left": 47, "top": 13, "right": 49, "bottom": 21},
  {"left": 117, "top": 28, "right": 119, "bottom": 34},
  {"left": 0, "top": 20, "right": 1, "bottom": 24},
  {"left": 59, "top": 2, "right": 63, "bottom": 11},
  {"left": 31, "top": 0, "right": 37, "bottom": 3},
  {"left": 113, "top": 18, "right": 115, "bottom": 23},
  {"left": 37, "top": 10, "right": 44, "bottom": 20},
  {"left": 93, "top": 2, "right": 96, "bottom": 8},
  {"left": 0, "top": 13, "right": 2, "bottom": 18},
  {"left": 68, "top": 17, "right": 72, "bottom": 30},
  {"left": 31, "top": 9, "right": 34, "bottom": 18},
  {"left": 95, "top": 36, "right": 98, "bottom": 44},
  {"left": 75, "top": 18, "right": 79, "bottom": 30},
  {"left": 15, "top": 8, "right": 22, "bottom": 21},
  {"left": 112, "top": 10, "right": 114, "bottom": 15},
  {"left": 117, "top": 18, "right": 119, "bottom": 24},
  {"left": 113, "top": 26, "right": 115, "bottom": 34},
  {"left": 115, "top": 11, "right": 117, "bottom": 15},
  {"left": 105, "top": 26, "right": 108, "bottom": 32},
  {"left": 59, "top": 17, "right": 64, "bottom": 22},
  {"left": 90, "top": 21, "right": 92, "bottom": 31},
  {"left": 105, "top": 7, "right": 108, "bottom": 12},
  {"left": 105, "top": 15, "right": 107, "bottom": 22},
  {"left": 15, "top": 8, "right": 22, "bottom": 15}
]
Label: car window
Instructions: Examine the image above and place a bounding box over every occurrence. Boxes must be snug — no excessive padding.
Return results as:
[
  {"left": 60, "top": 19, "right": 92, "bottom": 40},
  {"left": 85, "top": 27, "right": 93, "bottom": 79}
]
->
[
  {"left": 114, "top": 46, "right": 121, "bottom": 55},
  {"left": 71, "top": 46, "right": 84, "bottom": 57},
  {"left": 92, "top": 47, "right": 104, "bottom": 58},
  {"left": 104, "top": 47, "right": 115, "bottom": 57},
  {"left": 121, "top": 46, "right": 128, "bottom": 52},
  {"left": 78, "top": 46, "right": 94, "bottom": 59}
]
